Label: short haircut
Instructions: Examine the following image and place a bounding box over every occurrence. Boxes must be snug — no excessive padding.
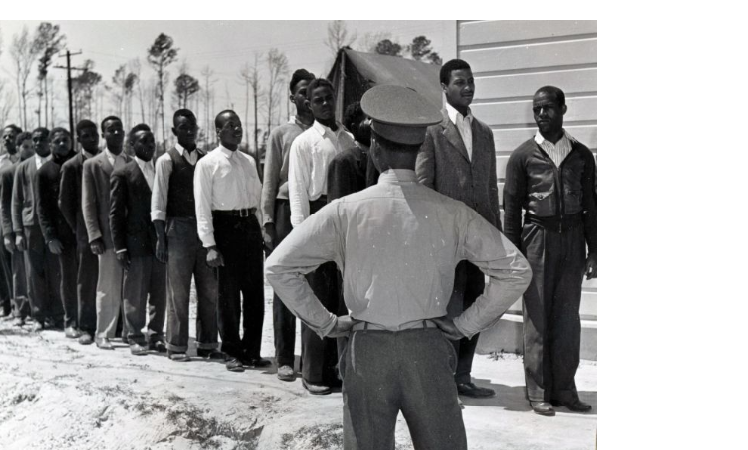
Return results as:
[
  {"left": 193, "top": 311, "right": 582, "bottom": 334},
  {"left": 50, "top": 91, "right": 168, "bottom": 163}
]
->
[
  {"left": 173, "top": 108, "right": 196, "bottom": 125},
  {"left": 32, "top": 127, "right": 50, "bottom": 139},
  {"left": 439, "top": 59, "right": 471, "bottom": 85},
  {"left": 372, "top": 130, "right": 421, "bottom": 153},
  {"left": 128, "top": 123, "right": 152, "bottom": 142},
  {"left": 535, "top": 85, "right": 566, "bottom": 107},
  {"left": 305, "top": 78, "right": 334, "bottom": 100},
  {"left": 76, "top": 119, "right": 97, "bottom": 134},
  {"left": 343, "top": 101, "right": 365, "bottom": 132},
  {"left": 101, "top": 115, "right": 122, "bottom": 130},
  {"left": 3, "top": 124, "right": 22, "bottom": 134},
  {"left": 50, "top": 127, "right": 71, "bottom": 139},
  {"left": 15, "top": 132, "right": 32, "bottom": 146},
  {"left": 289, "top": 68, "right": 315, "bottom": 92},
  {"left": 214, "top": 110, "right": 238, "bottom": 129}
]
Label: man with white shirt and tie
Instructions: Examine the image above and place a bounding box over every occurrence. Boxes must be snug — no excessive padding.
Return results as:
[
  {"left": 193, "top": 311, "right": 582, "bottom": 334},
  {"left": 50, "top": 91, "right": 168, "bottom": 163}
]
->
[
  {"left": 288, "top": 78, "right": 355, "bottom": 395},
  {"left": 110, "top": 124, "right": 166, "bottom": 356},
  {"left": 11, "top": 127, "right": 64, "bottom": 332},
  {"left": 82, "top": 116, "right": 132, "bottom": 350},
  {"left": 194, "top": 110, "right": 269, "bottom": 372}
]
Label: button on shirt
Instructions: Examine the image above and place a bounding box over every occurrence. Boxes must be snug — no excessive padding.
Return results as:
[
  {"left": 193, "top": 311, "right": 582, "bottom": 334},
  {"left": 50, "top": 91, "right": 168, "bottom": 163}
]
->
[
  {"left": 151, "top": 143, "right": 198, "bottom": 222},
  {"left": 446, "top": 102, "right": 474, "bottom": 161},
  {"left": 134, "top": 156, "right": 155, "bottom": 191},
  {"left": 266, "top": 169, "right": 532, "bottom": 338},
  {"left": 535, "top": 129, "right": 574, "bottom": 168},
  {"left": 193, "top": 145, "right": 262, "bottom": 248},
  {"left": 288, "top": 120, "right": 355, "bottom": 227}
]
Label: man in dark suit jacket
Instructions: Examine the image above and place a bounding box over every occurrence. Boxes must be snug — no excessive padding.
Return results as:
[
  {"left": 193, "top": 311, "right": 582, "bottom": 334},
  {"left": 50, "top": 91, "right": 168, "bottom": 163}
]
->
[
  {"left": 59, "top": 120, "right": 101, "bottom": 345},
  {"left": 11, "top": 127, "right": 63, "bottom": 332},
  {"left": 110, "top": 124, "right": 166, "bottom": 356},
  {"left": 36, "top": 127, "right": 77, "bottom": 338},
  {"left": 82, "top": 116, "right": 132, "bottom": 350},
  {"left": 1, "top": 130, "right": 32, "bottom": 326},
  {"left": 415, "top": 59, "right": 501, "bottom": 399}
]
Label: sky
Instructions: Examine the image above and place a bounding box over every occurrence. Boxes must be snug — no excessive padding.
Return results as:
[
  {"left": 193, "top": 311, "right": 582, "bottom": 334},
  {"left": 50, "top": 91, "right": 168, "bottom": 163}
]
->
[{"left": 0, "top": 20, "right": 452, "bottom": 138}]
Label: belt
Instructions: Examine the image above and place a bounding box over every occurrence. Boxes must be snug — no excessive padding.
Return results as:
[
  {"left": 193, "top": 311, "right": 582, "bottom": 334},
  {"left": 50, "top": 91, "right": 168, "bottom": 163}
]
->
[
  {"left": 350, "top": 319, "right": 438, "bottom": 332},
  {"left": 212, "top": 208, "right": 256, "bottom": 218},
  {"left": 525, "top": 212, "right": 582, "bottom": 233}
]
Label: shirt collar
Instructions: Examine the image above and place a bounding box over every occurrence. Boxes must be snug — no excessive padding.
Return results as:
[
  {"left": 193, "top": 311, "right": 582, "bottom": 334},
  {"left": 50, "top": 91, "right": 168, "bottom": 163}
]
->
[
  {"left": 82, "top": 150, "right": 96, "bottom": 160},
  {"left": 217, "top": 144, "right": 236, "bottom": 159},
  {"left": 378, "top": 169, "right": 418, "bottom": 184},
  {"left": 35, "top": 153, "right": 51, "bottom": 163},
  {"left": 134, "top": 156, "right": 152, "bottom": 170},
  {"left": 312, "top": 120, "right": 342, "bottom": 137},
  {"left": 176, "top": 142, "right": 197, "bottom": 156},
  {"left": 534, "top": 129, "right": 573, "bottom": 147},
  {"left": 445, "top": 102, "right": 472, "bottom": 125},
  {"left": 104, "top": 147, "right": 122, "bottom": 160},
  {"left": 293, "top": 116, "right": 312, "bottom": 131}
]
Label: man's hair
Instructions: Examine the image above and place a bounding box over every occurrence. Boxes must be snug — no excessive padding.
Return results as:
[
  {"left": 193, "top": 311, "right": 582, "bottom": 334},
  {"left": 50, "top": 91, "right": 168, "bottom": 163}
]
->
[
  {"left": 372, "top": 130, "right": 421, "bottom": 153},
  {"left": 101, "top": 115, "right": 122, "bottom": 130},
  {"left": 15, "top": 132, "right": 32, "bottom": 146},
  {"left": 128, "top": 123, "right": 151, "bottom": 142},
  {"left": 535, "top": 85, "right": 566, "bottom": 107},
  {"left": 76, "top": 119, "right": 97, "bottom": 134},
  {"left": 3, "top": 124, "right": 22, "bottom": 134},
  {"left": 50, "top": 127, "right": 71, "bottom": 139},
  {"left": 173, "top": 108, "right": 196, "bottom": 125},
  {"left": 214, "top": 109, "right": 238, "bottom": 128},
  {"left": 439, "top": 59, "right": 472, "bottom": 85},
  {"left": 305, "top": 78, "right": 334, "bottom": 100},
  {"left": 32, "top": 127, "right": 50, "bottom": 139},
  {"left": 343, "top": 102, "right": 365, "bottom": 133},
  {"left": 289, "top": 69, "right": 315, "bottom": 92}
]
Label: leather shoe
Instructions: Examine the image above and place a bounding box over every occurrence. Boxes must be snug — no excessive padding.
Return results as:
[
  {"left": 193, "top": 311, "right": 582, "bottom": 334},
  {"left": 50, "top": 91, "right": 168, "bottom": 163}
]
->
[
  {"left": 130, "top": 343, "right": 149, "bottom": 356},
  {"left": 196, "top": 349, "right": 224, "bottom": 360},
  {"left": 168, "top": 351, "right": 191, "bottom": 362},
  {"left": 12, "top": 317, "right": 25, "bottom": 327},
  {"left": 551, "top": 399, "right": 592, "bottom": 412},
  {"left": 277, "top": 365, "right": 295, "bottom": 382},
  {"left": 530, "top": 401, "right": 555, "bottom": 416},
  {"left": 65, "top": 327, "right": 81, "bottom": 339},
  {"left": 78, "top": 333, "right": 94, "bottom": 345},
  {"left": 457, "top": 382, "right": 496, "bottom": 398},
  {"left": 31, "top": 321, "right": 44, "bottom": 332},
  {"left": 302, "top": 379, "right": 332, "bottom": 395},
  {"left": 96, "top": 338, "right": 114, "bottom": 350},
  {"left": 149, "top": 340, "right": 167, "bottom": 353},
  {"left": 224, "top": 357, "right": 245, "bottom": 372},
  {"left": 242, "top": 356, "right": 272, "bottom": 368}
]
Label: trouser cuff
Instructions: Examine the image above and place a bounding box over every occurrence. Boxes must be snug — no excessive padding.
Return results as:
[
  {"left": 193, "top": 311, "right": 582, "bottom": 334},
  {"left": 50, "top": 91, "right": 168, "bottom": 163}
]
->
[
  {"left": 195, "top": 341, "right": 220, "bottom": 350},
  {"left": 165, "top": 342, "right": 188, "bottom": 353}
]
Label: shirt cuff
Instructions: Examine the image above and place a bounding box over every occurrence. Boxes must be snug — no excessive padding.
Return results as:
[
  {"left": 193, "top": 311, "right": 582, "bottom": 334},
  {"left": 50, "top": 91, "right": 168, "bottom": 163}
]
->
[
  {"left": 151, "top": 210, "right": 166, "bottom": 222},
  {"left": 290, "top": 214, "right": 303, "bottom": 228},
  {"left": 452, "top": 315, "right": 477, "bottom": 340},
  {"left": 200, "top": 234, "right": 216, "bottom": 248},
  {"left": 115, "top": 249, "right": 127, "bottom": 254}
]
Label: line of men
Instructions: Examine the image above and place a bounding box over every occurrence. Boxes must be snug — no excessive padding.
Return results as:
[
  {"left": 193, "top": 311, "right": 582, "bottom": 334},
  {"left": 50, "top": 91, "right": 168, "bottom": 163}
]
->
[{"left": 0, "top": 56, "right": 596, "bottom": 447}]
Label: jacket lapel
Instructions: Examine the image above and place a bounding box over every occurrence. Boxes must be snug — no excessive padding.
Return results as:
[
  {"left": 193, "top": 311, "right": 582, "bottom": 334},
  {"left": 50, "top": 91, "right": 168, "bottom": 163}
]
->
[
  {"left": 440, "top": 112, "right": 470, "bottom": 163},
  {"left": 131, "top": 162, "right": 152, "bottom": 195},
  {"left": 99, "top": 152, "right": 113, "bottom": 176}
]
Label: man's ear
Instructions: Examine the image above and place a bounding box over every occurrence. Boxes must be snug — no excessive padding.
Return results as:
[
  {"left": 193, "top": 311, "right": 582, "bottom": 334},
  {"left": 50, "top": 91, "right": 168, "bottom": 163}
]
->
[{"left": 561, "top": 104, "right": 568, "bottom": 116}]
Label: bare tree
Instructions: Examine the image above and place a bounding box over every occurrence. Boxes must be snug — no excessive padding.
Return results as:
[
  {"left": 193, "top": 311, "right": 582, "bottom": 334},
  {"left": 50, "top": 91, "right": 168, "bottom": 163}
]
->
[
  {"left": 147, "top": 33, "right": 178, "bottom": 146},
  {"left": 238, "top": 54, "right": 264, "bottom": 153},
  {"left": 265, "top": 48, "right": 288, "bottom": 138},
  {"left": 200, "top": 66, "right": 215, "bottom": 146},
  {"left": 357, "top": 31, "right": 392, "bottom": 53},
  {"left": 10, "top": 26, "right": 41, "bottom": 129},
  {"left": 130, "top": 58, "right": 146, "bottom": 123},
  {"left": 0, "top": 79, "right": 15, "bottom": 127},
  {"left": 32, "top": 22, "right": 65, "bottom": 127},
  {"left": 325, "top": 20, "right": 356, "bottom": 58},
  {"left": 71, "top": 60, "right": 102, "bottom": 125},
  {"left": 111, "top": 64, "right": 127, "bottom": 118}
]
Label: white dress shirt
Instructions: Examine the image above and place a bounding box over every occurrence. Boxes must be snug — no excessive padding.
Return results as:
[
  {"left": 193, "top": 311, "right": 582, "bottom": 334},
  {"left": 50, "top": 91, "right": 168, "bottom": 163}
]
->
[
  {"left": 193, "top": 145, "right": 262, "bottom": 248},
  {"left": 446, "top": 102, "right": 474, "bottom": 161},
  {"left": 288, "top": 120, "right": 355, "bottom": 227},
  {"left": 151, "top": 143, "right": 198, "bottom": 222},
  {"left": 535, "top": 129, "right": 574, "bottom": 168},
  {"left": 0, "top": 153, "right": 19, "bottom": 171},
  {"left": 35, "top": 154, "right": 52, "bottom": 170},
  {"left": 104, "top": 147, "right": 127, "bottom": 171},
  {"left": 134, "top": 156, "right": 155, "bottom": 191}
]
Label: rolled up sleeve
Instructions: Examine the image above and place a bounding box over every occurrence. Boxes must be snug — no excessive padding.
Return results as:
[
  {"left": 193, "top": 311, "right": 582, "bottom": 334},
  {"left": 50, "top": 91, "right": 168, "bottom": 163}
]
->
[{"left": 193, "top": 159, "right": 215, "bottom": 248}]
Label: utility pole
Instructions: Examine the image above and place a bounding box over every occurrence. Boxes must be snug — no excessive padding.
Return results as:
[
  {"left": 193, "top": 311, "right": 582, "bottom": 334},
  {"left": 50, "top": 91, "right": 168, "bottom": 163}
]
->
[{"left": 53, "top": 50, "right": 83, "bottom": 148}]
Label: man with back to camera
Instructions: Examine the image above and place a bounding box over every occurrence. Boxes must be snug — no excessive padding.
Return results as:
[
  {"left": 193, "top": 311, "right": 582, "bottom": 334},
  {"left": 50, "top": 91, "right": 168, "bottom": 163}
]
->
[{"left": 327, "top": 101, "right": 372, "bottom": 202}]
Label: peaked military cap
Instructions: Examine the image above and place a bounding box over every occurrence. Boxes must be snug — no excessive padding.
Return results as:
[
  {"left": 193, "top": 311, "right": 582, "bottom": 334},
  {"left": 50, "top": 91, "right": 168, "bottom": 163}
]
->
[{"left": 360, "top": 85, "right": 442, "bottom": 146}]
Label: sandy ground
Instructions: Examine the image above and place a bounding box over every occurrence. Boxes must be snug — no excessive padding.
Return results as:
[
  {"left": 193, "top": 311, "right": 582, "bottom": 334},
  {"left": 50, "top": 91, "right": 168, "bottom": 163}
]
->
[{"left": 0, "top": 283, "right": 596, "bottom": 449}]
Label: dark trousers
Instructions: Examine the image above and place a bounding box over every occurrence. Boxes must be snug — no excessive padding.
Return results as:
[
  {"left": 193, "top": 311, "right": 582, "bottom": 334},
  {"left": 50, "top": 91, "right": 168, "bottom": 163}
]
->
[
  {"left": 123, "top": 254, "right": 166, "bottom": 344},
  {"left": 165, "top": 217, "right": 219, "bottom": 353},
  {"left": 271, "top": 199, "right": 297, "bottom": 367},
  {"left": 24, "top": 225, "right": 63, "bottom": 324},
  {"left": 1, "top": 243, "right": 28, "bottom": 318},
  {"left": 213, "top": 213, "right": 264, "bottom": 359},
  {"left": 58, "top": 242, "right": 78, "bottom": 329},
  {"left": 301, "top": 261, "right": 341, "bottom": 384},
  {"left": 0, "top": 244, "right": 11, "bottom": 313},
  {"left": 77, "top": 237, "right": 98, "bottom": 335},
  {"left": 521, "top": 222, "right": 586, "bottom": 403},
  {"left": 447, "top": 260, "right": 486, "bottom": 384},
  {"left": 341, "top": 328, "right": 467, "bottom": 450}
]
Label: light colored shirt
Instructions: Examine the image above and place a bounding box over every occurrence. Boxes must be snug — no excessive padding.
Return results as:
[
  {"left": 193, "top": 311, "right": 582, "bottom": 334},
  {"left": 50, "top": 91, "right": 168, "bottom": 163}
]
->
[
  {"left": 0, "top": 153, "right": 19, "bottom": 171},
  {"left": 260, "top": 117, "right": 311, "bottom": 225},
  {"left": 446, "top": 102, "right": 474, "bottom": 161},
  {"left": 535, "top": 129, "right": 574, "bottom": 168},
  {"left": 35, "top": 154, "right": 52, "bottom": 170},
  {"left": 193, "top": 145, "right": 262, "bottom": 248},
  {"left": 151, "top": 144, "right": 199, "bottom": 222},
  {"left": 266, "top": 169, "right": 532, "bottom": 339},
  {"left": 134, "top": 156, "right": 155, "bottom": 191},
  {"left": 104, "top": 147, "right": 126, "bottom": 171},
  {"left": 288, "top": 120, "right": 355, "bottom": 227}
]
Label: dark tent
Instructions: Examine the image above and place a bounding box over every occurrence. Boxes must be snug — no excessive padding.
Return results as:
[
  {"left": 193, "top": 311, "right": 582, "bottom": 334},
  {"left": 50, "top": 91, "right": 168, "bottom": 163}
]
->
[{"left": 327, "top": 47, "right": 443, "bottom": 123}]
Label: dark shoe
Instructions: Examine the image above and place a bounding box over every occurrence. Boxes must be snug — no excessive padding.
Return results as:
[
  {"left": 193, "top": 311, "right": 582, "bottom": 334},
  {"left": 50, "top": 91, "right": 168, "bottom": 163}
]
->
[
  {"left": 121, "top": 336, "right": 129, "bottom": 345},
  {"left": 551, "top": 399, "right": 592, "bottom": 413},
  {"left": 168, "top": 351, "right": 191, "bottom": 362},
  {"left": 78, "top": 333, "right": 94, "bottom": 345},
  {"left": 277, "top": 365, "right": 295, "bottom": 382},
  {"left": 148, "top": 340, "right": 167, "bottom": 353},
  {"left": 531, "top": 401, "right": 555, "bottom": 416},
  {"left": 65, "top": 327, "right": 81, "bottom": 339},
  {"left": 130, "top": 343, "right": 149, "bottom": 356},
  {"left": 12, "top": 317, "right": 25, "bottom": 327},
  {"left": 96, "top": 338, "right": 114, "bottom": 350},
  {"left": 224, "top": 357, "right": 245, "bottom": 372},
  {"left": 31, "top": 321, "right": 45, "bottom": 332},
  {"left": 242, "top": 356, "right": 272, "bottom": 368},
  {"left": 457, "top": 382, "right": 496, "bottom": 398},
  {"left": 197, "top": 349, "right": 224, "bottom": 360},
  {"left": 302, "top": 379, "right": 332, "bottom": 396}
]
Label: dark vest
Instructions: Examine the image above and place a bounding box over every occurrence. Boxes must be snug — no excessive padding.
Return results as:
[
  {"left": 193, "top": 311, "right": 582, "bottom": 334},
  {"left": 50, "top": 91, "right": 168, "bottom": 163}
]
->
[{"left": 165, "top": 147, "right": 205, "bottom": 218}]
